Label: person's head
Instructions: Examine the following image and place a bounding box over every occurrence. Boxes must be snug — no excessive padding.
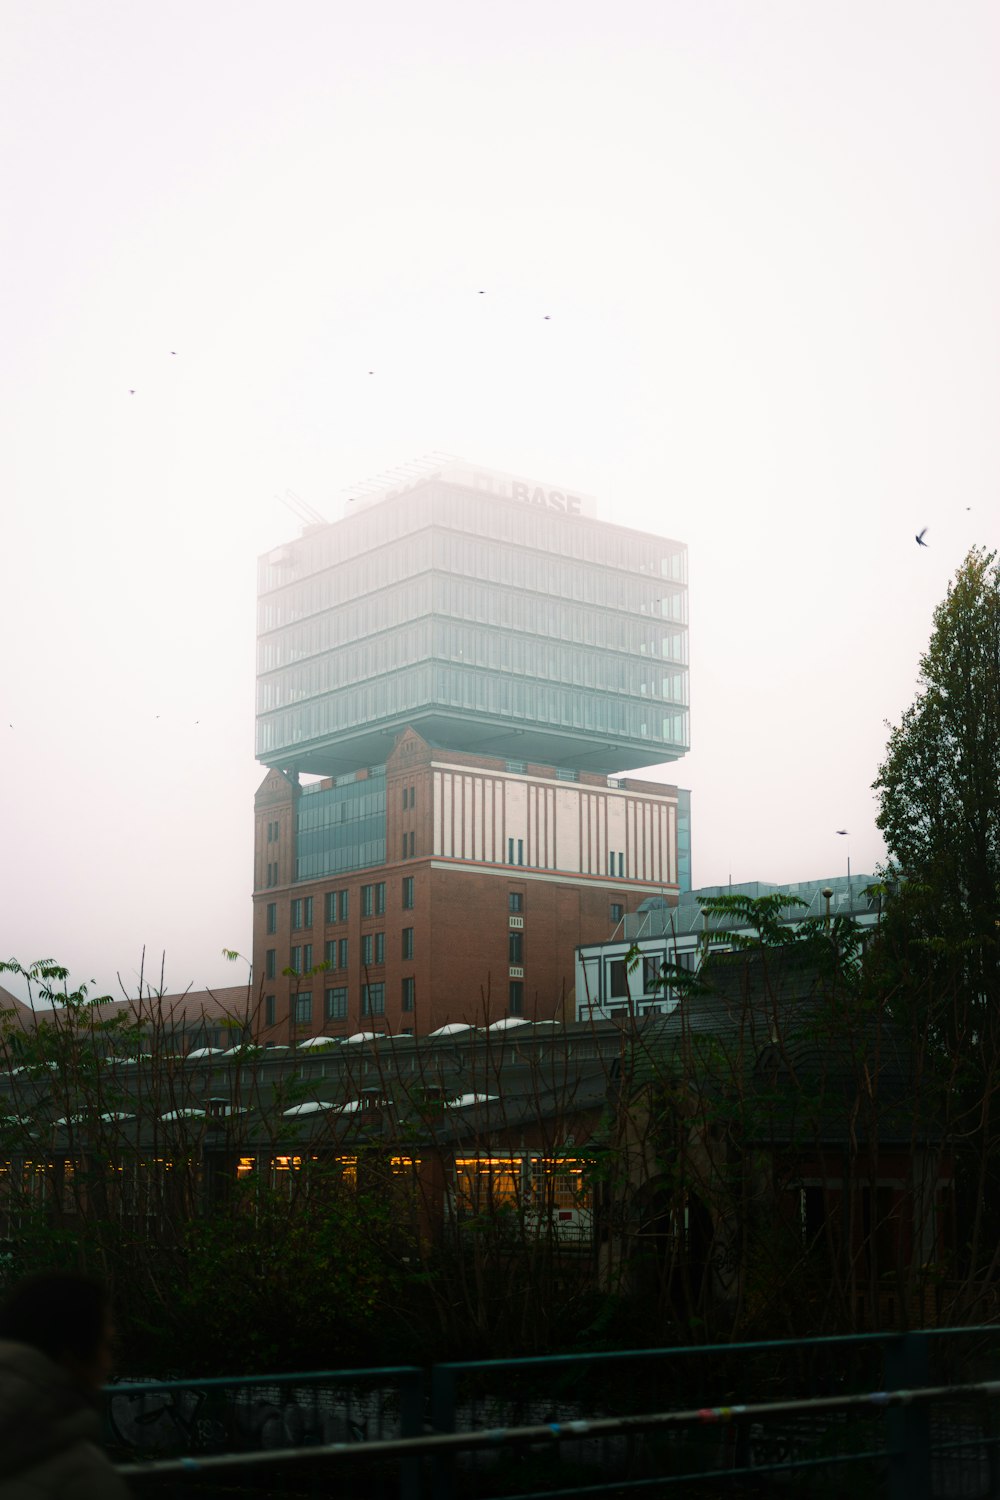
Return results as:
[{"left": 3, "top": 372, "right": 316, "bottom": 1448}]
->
[{"left": 0, "top": 1272, "right": 115, "bottom": 1393}]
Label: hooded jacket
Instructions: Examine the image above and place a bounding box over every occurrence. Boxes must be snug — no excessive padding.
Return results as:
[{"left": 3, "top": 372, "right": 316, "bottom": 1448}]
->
[{"left": 0, "top": 1340, "right": 129, "bottom": 1499}]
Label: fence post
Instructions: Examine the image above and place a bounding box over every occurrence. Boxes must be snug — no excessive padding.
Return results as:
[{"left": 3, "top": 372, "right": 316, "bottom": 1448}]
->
[
  {"left": 885, "top": 1331, "right": 931, "bottom": 1500},
  {"left": 399, "top": 1369, "right": 423, "bottom": 1500},
  {"left": 429, "top": 1364, "right": 457, "bottom": 1500}
]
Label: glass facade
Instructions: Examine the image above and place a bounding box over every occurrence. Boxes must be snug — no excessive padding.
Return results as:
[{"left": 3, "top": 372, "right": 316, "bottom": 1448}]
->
[
  {"left": 257, "top": 474, "right": 689, "bottom": 776},
  {"left": 676, "top": 788, "right": 692, "bottom": 895},
  {"left": 295, "top": 775, "right": 386, "bottom": 879}
]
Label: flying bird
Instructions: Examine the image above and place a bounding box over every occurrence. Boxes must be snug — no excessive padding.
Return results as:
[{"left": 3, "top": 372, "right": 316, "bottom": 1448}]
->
[
  {"left": 128, "top": 389, "right": 136, "bottom": 395},
  {"left": 916, "top": 528, "right": 928, "bottom": 546},
  {"left": 543, "top": 315, "right": 551, "bottom": 320},
  {"left": 835, "top": 830, "right": 849, "bottom": 836}
]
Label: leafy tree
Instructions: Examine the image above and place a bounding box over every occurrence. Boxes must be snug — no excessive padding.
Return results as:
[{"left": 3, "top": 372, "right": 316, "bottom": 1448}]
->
[{"left": 873, "top": 547, "right": 1000, "bottom": 1019}]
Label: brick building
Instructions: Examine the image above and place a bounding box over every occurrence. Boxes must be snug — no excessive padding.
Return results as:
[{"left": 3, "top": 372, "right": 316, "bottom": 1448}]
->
[{"left": 253, "top": 460, "right": 691, "bottom": 1039}]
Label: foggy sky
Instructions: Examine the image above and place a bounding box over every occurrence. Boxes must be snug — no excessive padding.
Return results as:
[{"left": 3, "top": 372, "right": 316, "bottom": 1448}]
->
[{"left": 2, "top": 1, "right": 997, "bottom": 1003}]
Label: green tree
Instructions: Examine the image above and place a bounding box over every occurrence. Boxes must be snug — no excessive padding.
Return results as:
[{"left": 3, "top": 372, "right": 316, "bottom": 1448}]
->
[
  {"left": 873, "top": 547, "right": 1000, "bottom": 1018},
  {"left": 872, "top": 549, "right": 1000, "bottom": 1296}
]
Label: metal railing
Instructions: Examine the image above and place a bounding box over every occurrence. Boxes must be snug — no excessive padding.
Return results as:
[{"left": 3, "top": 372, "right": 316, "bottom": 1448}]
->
[{"left": 108, "top": 1329, "right": 1000, "bottom": 1498}]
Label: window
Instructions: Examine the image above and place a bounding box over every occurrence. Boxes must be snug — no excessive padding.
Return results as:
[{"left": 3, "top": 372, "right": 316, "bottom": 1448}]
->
[
  {"left": 508, "top": 931, "right": 523, "bottom": 964},
  {"left": 303, "top": 896, "right": 313, "bottom": 927},
  {"left": 325, "top": 939, "right": 337, "bottom": 966},
  {"left": 265, "top": 949, "right": 276, "bottom": 980},
  {"left": 402, "top": 833, "right": 408, "bottom": 860},
  {"left": 339, "top": 938, "right": 349, "bottom": 969},
  {"left": 619, "top": 853, "right": 625, "bottom": 878},
  {"left": 402, "top": 877, "right": 414, "bottom": 909},
  {"left": 508, "top": 892, "right": 523, "bottom": 913},
  {"left": 325, "top": 987, "right": 348, "bottom": 1021},
  {"left": 291, "top": 898, "right": 303, "bottom": 930},
  {"left": 410, "top": 785, "right": 415, "bottom": 807},
  {"left": 362, "top": 934, "right": 373, "bottom": 966},
  {"left": 339, "top": 889, "right": 349, "bottom": 922},
  {"left": 362, "top": 983, "right": 385, "bottom": 1017},
  {"left": 361, "top": 882, "right": 386, "bottom": 916},
  {"left": 401, "top": 977, "right": 415, "bottom": 1012},
  {"left": 517, "top": 838, "right": 524, "bottom": 866},
  {"left": 290, "top": 945, "right": 301, "bottom": 974},
  {"left": 266, "top": 902, "right": 277, "bottom": 934},
  {"left": 265, "top": 995, "right": 276, "bottom": 1026},
  {"left": 402, "top": 786, "right": 409, "bottom": 809},
  {"left": 642, "top": 956, "right": 660, "bottom": 994},
  {"left": 375, "top": 931, "right": 385, "bottom": 965},
  {"left": 508, "top": 837, "right": 514, "bottom": 864},
  {"left": 402, "top": 927, "right": 414, "bottom": 960},
  {"left": 325, "top": 890, "right": 338, "bottom": 924},
  {"left": 408, "top": 831, "right": 415, "bottom": 858},
  {"left": 609, "top": 960, "right": 628, "bottom": 998},
  {"left": 508, "top": 980, "right": 524, "bottom": 1016},
  {"left": 610, "top": 903, "right": 624, "bottom": 923},
  {"left": 294, "top": 992, "right": 312, "bottom": 1025}
]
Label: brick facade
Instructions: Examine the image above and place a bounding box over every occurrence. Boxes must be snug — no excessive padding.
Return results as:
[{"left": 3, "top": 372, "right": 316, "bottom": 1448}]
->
[{"left": 253, "top": 729, "right": 680, "bottom": 1040}]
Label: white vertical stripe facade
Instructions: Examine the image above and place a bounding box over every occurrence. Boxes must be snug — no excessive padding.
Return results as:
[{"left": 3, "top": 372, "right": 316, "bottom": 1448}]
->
[{"left": 429, "top": 765, "right": 678, "bottom": 883}]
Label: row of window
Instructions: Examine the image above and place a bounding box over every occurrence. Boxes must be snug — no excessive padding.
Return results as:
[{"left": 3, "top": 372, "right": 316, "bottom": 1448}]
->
[
  {"left": 257, "top": 574, "right": 687, "bottom": 675},
  {"left": 259, "top": 528, "right": 685, "bottom": 634},
  {"left": 266, "top": 879, "right": 416, "bottom": 933},
  {"left": 257, "top": 664, "right": 690, "bottom": 759},
  {"left": 257, "top": 483, "right": 686, "bottom": 597},
  {"left": 263, "top": 973, "right": 520, "bottom": 1027},
  {"left": 257, "top": 617, "right": 689, "bottom": 712},
  {"left": 267, "top": 926, "right": 415, "bottom": 978},
  {"left": 263, "top": 982, "right": 401, "bottom": 1026}
]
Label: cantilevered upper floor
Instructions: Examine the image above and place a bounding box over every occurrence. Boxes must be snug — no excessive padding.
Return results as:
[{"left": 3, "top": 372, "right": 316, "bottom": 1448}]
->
[{"left": 256, "top": 462, "right": 688, "bottom": 778}]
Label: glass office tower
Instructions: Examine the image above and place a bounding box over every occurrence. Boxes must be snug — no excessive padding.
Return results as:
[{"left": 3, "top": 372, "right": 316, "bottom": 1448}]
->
[{"left": 256, "top": 462, "right": 689, "bottom": 778}]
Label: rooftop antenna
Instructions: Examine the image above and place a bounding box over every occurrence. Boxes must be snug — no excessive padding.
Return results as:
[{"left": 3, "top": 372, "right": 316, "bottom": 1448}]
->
[{"left": 284, "top": 488, "right": 327, "bottom": 525}]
